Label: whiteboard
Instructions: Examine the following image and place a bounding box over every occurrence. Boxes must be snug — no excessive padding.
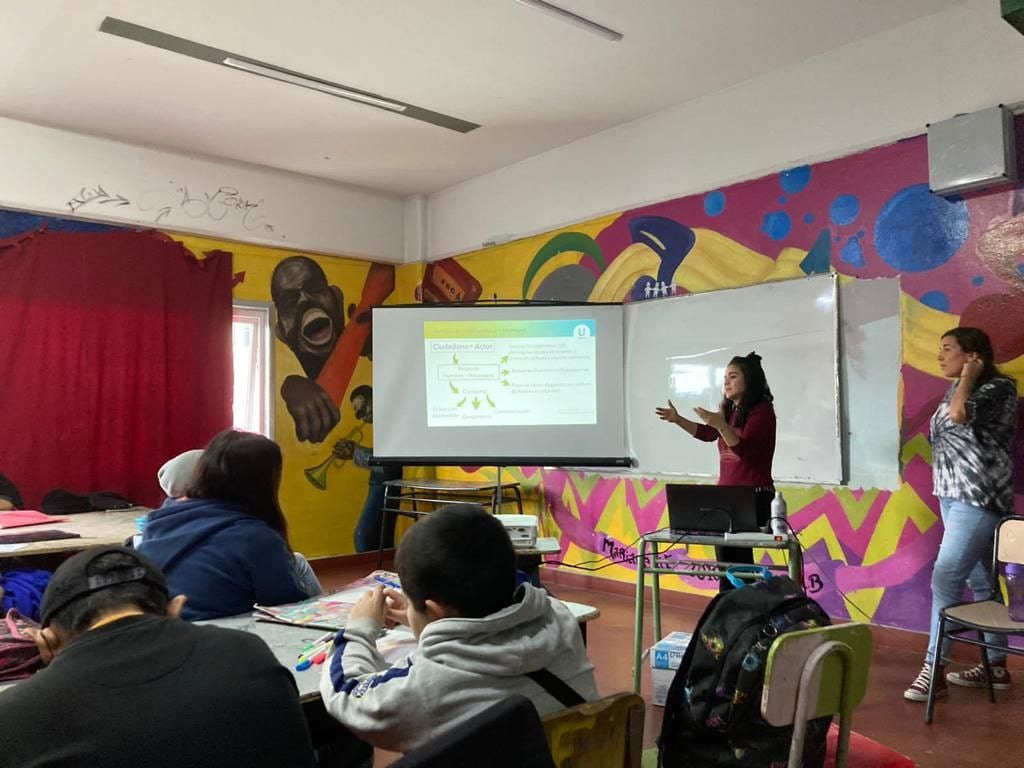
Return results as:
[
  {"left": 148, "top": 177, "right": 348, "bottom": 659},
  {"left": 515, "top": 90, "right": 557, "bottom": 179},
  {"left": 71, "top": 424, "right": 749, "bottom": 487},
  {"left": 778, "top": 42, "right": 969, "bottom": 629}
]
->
[
  {"left": 838, "top": 277, "right": 901, "bottom": 490},
  {"left": 625, "top": 274, "right": 841, "bottom": 484}
]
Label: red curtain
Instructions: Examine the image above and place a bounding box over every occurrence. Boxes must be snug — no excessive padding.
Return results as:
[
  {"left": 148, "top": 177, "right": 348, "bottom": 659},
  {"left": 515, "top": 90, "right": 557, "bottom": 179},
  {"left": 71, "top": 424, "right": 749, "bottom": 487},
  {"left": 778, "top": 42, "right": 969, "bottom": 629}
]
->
[{"left": 0, "top": 229, "right": 232, "bottom": 508}]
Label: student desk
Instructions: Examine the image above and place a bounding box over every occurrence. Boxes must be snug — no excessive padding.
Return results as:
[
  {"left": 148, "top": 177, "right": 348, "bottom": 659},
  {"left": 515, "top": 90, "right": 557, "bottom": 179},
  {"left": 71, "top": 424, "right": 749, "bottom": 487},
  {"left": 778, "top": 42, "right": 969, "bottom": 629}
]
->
[
  {"left": 0, "top": 509, "right": 143, "bottom": 558},
  {"left": 631, "top": 530, "right": 803, "bottom": 692},
  {"left": 378, "top": 478, "right": 524, "bottom": 566},
  {"left": 0, "top": 601, "right": 601, "bottom": 701},
  {"left": 514, "top": 536, "right": 560, "bottom": 586},
  {"left": 204, "top": 599, "right": 601, "bottom": 700}
]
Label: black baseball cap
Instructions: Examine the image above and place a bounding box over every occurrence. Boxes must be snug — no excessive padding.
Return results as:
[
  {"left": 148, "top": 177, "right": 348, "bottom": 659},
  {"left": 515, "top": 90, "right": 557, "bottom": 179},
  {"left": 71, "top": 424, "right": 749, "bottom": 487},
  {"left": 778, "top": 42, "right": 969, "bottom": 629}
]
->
[{"left": 39, "top": 545, "right": 169, "bottom": 628}]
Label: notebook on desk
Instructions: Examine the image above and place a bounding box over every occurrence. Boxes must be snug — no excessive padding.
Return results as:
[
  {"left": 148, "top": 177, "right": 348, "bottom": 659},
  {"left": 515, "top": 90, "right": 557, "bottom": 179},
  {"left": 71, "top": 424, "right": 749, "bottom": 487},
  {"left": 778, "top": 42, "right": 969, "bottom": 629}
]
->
[{"left": 664, "top": 485, "right": 763, "bottom": 535}]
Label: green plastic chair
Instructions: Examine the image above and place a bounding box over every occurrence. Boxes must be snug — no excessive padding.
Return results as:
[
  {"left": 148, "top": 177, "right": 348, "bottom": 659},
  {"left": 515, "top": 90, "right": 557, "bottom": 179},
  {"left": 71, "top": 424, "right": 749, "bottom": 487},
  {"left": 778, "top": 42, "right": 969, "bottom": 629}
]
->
[{"left": 761, "top": 623, "right": 873, "bottom": 768}]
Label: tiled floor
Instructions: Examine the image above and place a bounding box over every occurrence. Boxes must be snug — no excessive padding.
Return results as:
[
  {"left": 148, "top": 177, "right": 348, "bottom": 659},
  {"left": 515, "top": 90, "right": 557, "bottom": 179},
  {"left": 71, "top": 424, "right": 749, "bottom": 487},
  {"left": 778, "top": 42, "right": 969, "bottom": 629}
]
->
[{"left": 314, "top": 557, "right": 1023, "bottom": 768}]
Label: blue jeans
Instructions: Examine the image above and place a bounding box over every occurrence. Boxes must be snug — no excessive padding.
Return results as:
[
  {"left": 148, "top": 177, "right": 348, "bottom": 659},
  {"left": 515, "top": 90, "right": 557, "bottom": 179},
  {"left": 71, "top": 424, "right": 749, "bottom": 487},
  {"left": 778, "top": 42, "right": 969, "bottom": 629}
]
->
[
  {"left": 353, "top": 464, "right": 403, "bottom": 553},
  {"left": 925, "top": 498, "right": 1007, "bottom": 665}
]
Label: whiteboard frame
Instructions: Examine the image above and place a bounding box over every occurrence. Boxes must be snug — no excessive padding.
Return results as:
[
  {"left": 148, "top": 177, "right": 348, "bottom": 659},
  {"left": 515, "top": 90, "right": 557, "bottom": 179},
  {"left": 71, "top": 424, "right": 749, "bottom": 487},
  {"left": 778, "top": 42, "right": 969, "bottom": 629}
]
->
[{"left": 623, "top": 273, "right": 843, "bottom": 485}]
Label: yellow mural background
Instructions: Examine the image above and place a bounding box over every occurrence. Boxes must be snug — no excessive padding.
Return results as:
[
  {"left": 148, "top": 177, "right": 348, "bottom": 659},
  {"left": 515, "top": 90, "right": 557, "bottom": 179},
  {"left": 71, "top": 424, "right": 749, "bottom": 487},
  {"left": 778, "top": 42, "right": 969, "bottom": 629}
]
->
[{"left": 170, "top": 233, "right": 412, "bottom": 557}]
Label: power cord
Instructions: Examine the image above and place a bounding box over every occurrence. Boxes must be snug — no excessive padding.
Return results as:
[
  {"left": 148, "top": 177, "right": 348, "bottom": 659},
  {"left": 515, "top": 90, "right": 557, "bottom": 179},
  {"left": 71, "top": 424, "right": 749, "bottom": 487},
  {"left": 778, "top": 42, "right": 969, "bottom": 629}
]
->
[{"left": 772, "top": 517, "right": 873, "bottom": 622}]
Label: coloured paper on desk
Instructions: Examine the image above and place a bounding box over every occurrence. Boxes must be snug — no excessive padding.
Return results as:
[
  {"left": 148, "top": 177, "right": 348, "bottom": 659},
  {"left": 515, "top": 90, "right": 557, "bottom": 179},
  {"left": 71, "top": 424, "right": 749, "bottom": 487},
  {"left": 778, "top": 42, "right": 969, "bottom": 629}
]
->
[
  {"left": 254, "top": 571, "right": 401, "bottom": 630},
  {"left": 0, "top": 510, "right": 67, "bottom": 529}
]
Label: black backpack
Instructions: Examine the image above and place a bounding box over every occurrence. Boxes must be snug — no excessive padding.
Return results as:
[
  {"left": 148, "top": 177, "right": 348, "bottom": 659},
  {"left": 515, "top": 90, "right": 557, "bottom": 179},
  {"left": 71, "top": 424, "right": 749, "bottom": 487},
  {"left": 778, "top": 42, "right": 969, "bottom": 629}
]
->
[
  {"left": 658, "top": 573, "right": 832, "bottom": 768},
  {"left": 41, "top": 490, "right": 135, "bottom": 515}
]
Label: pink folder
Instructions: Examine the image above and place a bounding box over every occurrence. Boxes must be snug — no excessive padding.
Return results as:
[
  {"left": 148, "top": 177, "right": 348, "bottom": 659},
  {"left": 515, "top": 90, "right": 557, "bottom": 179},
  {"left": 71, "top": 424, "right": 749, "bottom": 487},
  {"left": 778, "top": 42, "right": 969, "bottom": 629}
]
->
[{"left": 0, "top": 510, "right": 68, "bottom": 529}]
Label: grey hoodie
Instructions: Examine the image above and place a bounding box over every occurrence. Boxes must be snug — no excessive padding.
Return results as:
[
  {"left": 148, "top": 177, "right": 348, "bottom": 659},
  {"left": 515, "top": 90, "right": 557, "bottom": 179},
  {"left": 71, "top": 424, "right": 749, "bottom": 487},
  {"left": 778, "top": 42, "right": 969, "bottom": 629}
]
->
[{"left": 319, "top": 583, "right": 598, "bottom": 753}]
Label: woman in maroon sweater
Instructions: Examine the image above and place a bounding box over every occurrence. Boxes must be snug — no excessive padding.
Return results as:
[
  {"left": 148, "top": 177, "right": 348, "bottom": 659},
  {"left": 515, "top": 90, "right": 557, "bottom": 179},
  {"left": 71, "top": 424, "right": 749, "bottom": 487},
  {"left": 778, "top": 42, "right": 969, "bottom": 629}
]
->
[{"left": 655, "top": 352, "right": 777, "bottom": 590}]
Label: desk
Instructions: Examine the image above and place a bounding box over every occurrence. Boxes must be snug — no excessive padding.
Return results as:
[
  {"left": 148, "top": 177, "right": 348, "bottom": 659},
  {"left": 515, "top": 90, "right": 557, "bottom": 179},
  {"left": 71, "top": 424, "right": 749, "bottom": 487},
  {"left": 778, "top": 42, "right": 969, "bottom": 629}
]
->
[
  {"left": 631, "top": 530, "right": 803, "bottom": 692},
  {"left": 205, "top": 598, "right": 600, "bottom": 700},
  {"left": 200, "top": 614, "right": 416, "bottom": 702},
  {"left": 514, "top": 536, "right": 560, "bottom": 586},
  {"left": 0, "top": 509, "right": 143, "bottom": 558},
  {"left": 0, "top": 599, "right": 601, "bottom": 700},
  {"left": 379, "top": 479, "right": 524, "bottom": 567}
]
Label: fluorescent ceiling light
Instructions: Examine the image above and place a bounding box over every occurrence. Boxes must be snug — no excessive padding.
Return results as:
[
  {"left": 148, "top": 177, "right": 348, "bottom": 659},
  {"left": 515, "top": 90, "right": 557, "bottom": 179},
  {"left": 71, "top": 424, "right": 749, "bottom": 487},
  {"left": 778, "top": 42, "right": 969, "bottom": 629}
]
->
[
  {"left": 222, "top": 57, "right": 407, "bottom": 113},
  {"left": 516, "top": 0, "right": 623, "bottom": 41}
]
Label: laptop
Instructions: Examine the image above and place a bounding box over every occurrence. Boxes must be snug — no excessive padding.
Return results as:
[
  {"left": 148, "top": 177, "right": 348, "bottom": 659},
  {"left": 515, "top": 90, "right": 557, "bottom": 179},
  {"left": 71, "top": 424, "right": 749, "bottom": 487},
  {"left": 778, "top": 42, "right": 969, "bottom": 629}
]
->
[{"left": 664, "top": 484, "right": 765, "bottom": 535}]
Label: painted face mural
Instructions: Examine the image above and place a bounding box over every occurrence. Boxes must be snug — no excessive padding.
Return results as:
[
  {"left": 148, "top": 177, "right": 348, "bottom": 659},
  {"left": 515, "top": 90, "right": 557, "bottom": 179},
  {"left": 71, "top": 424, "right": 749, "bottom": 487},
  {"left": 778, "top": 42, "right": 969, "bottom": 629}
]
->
[{"left": 271, "top": 255, "right": 346, "bottom": 379}]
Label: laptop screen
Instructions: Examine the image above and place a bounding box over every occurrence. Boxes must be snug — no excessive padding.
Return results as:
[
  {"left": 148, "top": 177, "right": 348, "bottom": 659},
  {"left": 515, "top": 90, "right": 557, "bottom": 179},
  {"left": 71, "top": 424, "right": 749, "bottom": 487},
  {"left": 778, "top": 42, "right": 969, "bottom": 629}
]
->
[{"left": 664, "top": 484, "right": 766, "bottom": 534}]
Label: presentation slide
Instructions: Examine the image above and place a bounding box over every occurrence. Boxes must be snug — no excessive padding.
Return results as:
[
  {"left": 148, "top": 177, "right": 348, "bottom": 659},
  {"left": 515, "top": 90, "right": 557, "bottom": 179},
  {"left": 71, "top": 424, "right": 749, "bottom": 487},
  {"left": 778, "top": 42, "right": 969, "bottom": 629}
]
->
[
  {"left": 423, "top": 319, "right": 596, "bottom": 427},
  {"left": 373, "top": 304, "right": 628, "bottom": 466}
]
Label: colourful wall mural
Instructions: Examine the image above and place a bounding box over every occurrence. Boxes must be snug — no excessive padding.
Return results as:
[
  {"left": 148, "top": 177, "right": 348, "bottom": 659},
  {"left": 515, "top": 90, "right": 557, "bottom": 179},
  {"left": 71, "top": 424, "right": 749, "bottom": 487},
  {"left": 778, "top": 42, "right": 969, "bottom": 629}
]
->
[
  {"left": 429, "top": 123, "right": 1024, "bottom": 634},
  {"left": 3, "top": 117, "right": 1023, "bottom": 635}
]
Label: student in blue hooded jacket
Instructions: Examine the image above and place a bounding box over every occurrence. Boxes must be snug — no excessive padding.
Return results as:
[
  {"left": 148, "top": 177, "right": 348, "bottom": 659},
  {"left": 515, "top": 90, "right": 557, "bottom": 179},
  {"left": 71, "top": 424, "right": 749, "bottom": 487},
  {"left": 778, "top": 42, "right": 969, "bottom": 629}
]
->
[{"left": 139, "top": 430, "right": 321, "bottom": 620}]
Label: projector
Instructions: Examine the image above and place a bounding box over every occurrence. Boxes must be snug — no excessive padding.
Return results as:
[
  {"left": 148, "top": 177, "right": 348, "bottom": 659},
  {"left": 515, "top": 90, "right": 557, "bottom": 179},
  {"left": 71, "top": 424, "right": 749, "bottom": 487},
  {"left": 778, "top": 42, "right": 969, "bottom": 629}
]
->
[{"left": 495, "top": 514, "right": 538, "bottom": 547}]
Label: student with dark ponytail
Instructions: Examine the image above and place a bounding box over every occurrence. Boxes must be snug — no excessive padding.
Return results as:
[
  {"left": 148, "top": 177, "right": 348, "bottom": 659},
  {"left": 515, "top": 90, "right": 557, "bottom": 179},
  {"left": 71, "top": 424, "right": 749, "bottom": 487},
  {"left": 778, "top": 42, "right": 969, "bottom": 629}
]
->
[{"left": 655, "top": 352, "right": 777, "bottom": 589}]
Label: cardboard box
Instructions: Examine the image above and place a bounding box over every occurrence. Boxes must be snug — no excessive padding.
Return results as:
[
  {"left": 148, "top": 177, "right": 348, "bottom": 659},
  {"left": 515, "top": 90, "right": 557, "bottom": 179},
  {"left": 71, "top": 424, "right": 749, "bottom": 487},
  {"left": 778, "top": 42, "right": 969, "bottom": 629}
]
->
[
  {"left": 650, "top": 631, "right": 692, "bottom": 670},
  {"left": 651, "top": 666, "right": 676, "bottom": 707},
  {"left": 649, "top": 631, "right": 692, "bottom": 707}
]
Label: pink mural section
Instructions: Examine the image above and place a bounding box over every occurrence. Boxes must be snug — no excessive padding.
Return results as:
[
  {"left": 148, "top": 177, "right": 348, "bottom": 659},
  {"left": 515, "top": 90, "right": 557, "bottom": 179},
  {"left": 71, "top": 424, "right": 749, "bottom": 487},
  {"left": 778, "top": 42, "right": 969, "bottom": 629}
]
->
[{"left": 443, "top": 117, "right": 1024, "bottom": 634}]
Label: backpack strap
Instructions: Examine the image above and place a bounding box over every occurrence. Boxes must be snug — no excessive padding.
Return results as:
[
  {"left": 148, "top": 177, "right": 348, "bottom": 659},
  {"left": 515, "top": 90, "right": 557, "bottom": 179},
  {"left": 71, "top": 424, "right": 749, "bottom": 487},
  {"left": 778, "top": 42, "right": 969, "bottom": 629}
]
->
[{"left": 526, "top": 668, "right": 586, "bottom": 708}]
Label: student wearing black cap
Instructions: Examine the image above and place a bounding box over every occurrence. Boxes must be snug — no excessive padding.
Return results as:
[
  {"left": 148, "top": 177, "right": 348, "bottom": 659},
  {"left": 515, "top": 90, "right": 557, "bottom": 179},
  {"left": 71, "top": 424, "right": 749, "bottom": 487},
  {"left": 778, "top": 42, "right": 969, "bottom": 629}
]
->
[{"left": 0, "top": 546, "right": 315, "bottom": 768}]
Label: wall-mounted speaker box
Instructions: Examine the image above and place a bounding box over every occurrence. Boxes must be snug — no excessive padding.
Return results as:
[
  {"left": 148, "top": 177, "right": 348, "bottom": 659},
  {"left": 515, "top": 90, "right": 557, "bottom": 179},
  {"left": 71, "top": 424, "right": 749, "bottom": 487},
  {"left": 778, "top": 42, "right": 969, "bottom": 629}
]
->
[
  {"left": 927, "top": 105, "right": 1018, "bottom": 196},
  {"left": 1003, "top": 0, "right": 1024, "bottom": 35}
]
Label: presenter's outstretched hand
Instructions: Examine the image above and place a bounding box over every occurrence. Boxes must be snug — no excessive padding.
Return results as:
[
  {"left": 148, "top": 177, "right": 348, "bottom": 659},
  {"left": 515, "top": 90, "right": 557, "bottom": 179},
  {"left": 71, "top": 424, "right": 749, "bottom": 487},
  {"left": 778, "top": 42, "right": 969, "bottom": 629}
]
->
[
  {"left": 655, "top": 400, "right": 680, "bottom": 425},
  {"left": 693, "top": 404, "right": 727, "bottom": 432}
]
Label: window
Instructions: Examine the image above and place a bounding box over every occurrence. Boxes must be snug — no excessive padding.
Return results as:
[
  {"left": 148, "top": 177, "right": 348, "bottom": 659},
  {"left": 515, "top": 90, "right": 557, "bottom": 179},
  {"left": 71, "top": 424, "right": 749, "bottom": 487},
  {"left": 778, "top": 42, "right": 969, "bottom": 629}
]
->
[{"left": 232, "top": 303, "right": 274, "bottom": 437}]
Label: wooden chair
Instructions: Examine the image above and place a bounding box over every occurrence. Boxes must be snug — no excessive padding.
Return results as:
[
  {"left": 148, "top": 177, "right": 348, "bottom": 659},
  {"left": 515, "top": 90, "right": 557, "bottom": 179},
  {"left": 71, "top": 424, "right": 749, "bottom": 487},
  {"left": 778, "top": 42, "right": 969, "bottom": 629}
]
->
[
  {"left": 926, "top": 515, "right": 1024, "bottom": 724},
  {"left": 762, "top": 623, "right": 873, "bottom": 768},
  {"left": 541, "top": 692, "right": 645, "bottom": 768},
  {"left": 390, "top": 694, "right": 555, "bottom": 768}
]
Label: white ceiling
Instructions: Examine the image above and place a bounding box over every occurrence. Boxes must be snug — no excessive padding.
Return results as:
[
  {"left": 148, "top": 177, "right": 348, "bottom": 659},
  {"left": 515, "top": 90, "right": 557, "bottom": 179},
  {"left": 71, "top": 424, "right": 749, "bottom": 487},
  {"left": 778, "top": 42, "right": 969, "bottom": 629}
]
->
[{"left": 1, "top": 0, "right": 957, "bottom": 196}]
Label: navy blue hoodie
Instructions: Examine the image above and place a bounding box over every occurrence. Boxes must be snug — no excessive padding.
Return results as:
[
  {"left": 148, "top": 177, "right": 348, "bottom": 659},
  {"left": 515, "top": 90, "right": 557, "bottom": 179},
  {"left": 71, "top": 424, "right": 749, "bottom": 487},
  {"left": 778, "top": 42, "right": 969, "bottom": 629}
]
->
[{"left": 138, "top": 498, "right": 308, "bottom": 620}]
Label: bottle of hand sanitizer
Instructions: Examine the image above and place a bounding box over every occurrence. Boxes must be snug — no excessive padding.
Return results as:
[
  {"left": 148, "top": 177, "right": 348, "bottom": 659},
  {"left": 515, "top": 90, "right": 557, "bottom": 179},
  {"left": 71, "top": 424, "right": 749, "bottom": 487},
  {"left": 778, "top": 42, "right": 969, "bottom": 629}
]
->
[{"left": 770, "top": 491, "right": 788, "bottom": 537}]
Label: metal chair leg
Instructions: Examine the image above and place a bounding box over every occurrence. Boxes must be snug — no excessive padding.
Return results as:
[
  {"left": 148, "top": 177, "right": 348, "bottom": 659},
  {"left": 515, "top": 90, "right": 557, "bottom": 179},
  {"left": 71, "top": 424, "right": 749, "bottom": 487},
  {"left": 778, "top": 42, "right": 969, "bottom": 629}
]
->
[
  {"left": 977, "top": 632, "right": 996, "bottom": 703},
  {"left": 377, "top": 487, "right": 394, "bottom": 569}
]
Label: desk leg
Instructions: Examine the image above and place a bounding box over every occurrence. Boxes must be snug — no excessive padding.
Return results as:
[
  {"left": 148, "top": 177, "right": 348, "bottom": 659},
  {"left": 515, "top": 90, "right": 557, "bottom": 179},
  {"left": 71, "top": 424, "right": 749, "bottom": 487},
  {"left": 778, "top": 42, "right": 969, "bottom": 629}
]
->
[
  {"left": 788, "top": 537, "right": 803, "bottom": 588},
  {"left": 633, "top": 538, "right": 648, "bottom": 693},
  {"left": 651, "top": 541, "right": 662, "bottom": 647}
]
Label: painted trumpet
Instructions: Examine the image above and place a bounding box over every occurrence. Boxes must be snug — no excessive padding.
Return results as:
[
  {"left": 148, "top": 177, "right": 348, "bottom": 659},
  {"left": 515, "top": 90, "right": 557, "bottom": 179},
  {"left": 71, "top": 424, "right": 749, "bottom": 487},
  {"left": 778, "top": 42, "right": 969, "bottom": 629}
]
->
[{"left": 304, "top": 423, "right": 365, "bottom": 491}]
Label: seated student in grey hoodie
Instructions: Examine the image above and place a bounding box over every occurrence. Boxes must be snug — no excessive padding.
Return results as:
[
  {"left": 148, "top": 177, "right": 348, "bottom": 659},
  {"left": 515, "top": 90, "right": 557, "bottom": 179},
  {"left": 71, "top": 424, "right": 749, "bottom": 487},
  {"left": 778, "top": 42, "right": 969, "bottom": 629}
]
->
[{"left": 319, "top": 503, "right": 598, "bottom": 754}]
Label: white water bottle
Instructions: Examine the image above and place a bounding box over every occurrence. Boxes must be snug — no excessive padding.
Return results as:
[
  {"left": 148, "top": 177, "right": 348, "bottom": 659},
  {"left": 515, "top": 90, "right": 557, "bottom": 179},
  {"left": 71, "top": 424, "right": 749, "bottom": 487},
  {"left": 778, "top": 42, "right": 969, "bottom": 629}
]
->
[{"left": 770, "top": 491, "right": 788, "bottom": 536}]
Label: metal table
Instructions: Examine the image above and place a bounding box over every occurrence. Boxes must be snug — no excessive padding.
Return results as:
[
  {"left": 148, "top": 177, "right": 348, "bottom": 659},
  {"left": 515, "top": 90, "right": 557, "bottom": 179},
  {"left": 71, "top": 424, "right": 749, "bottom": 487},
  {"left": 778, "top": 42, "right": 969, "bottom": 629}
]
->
[{"left": 632, "top": 529, "right": 803, "bottom": 692}]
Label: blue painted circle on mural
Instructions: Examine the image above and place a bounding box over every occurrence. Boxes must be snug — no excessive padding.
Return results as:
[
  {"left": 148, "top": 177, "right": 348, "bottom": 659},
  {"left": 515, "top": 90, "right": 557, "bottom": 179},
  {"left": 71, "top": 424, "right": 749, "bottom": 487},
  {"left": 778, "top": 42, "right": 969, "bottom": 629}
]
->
[
  {"left": 829, "top": 195, "right": 861, "bottom": 226},
  {"left": 779, "top": 195, "right": 788, "bottom": 205},
  {"left": 920, "top": 291, "right": 950, "bottom": 311},
  {"left": 803, "top": 213, "right": 815, "bottom": 224},
  {"left": 780, "top": 165, "right": 812, "bottom": 194},
  {"left": 972, "top": 275, "right": 985, "bottom": 286},
  {"left": 873, "top": 184, "right": 968, "bottom": 272},
  {"left": 840, "top": 237, "right": 865, "bottom": 267},
  {"left": 761, "top": 211, "right": 792, "bottom": 241},
  {"left": 704, "top": 190, "right": 726, "bottom": 216},
  {"left": 1018, "top": 263, "right": 1024, "bottom": 277}
]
